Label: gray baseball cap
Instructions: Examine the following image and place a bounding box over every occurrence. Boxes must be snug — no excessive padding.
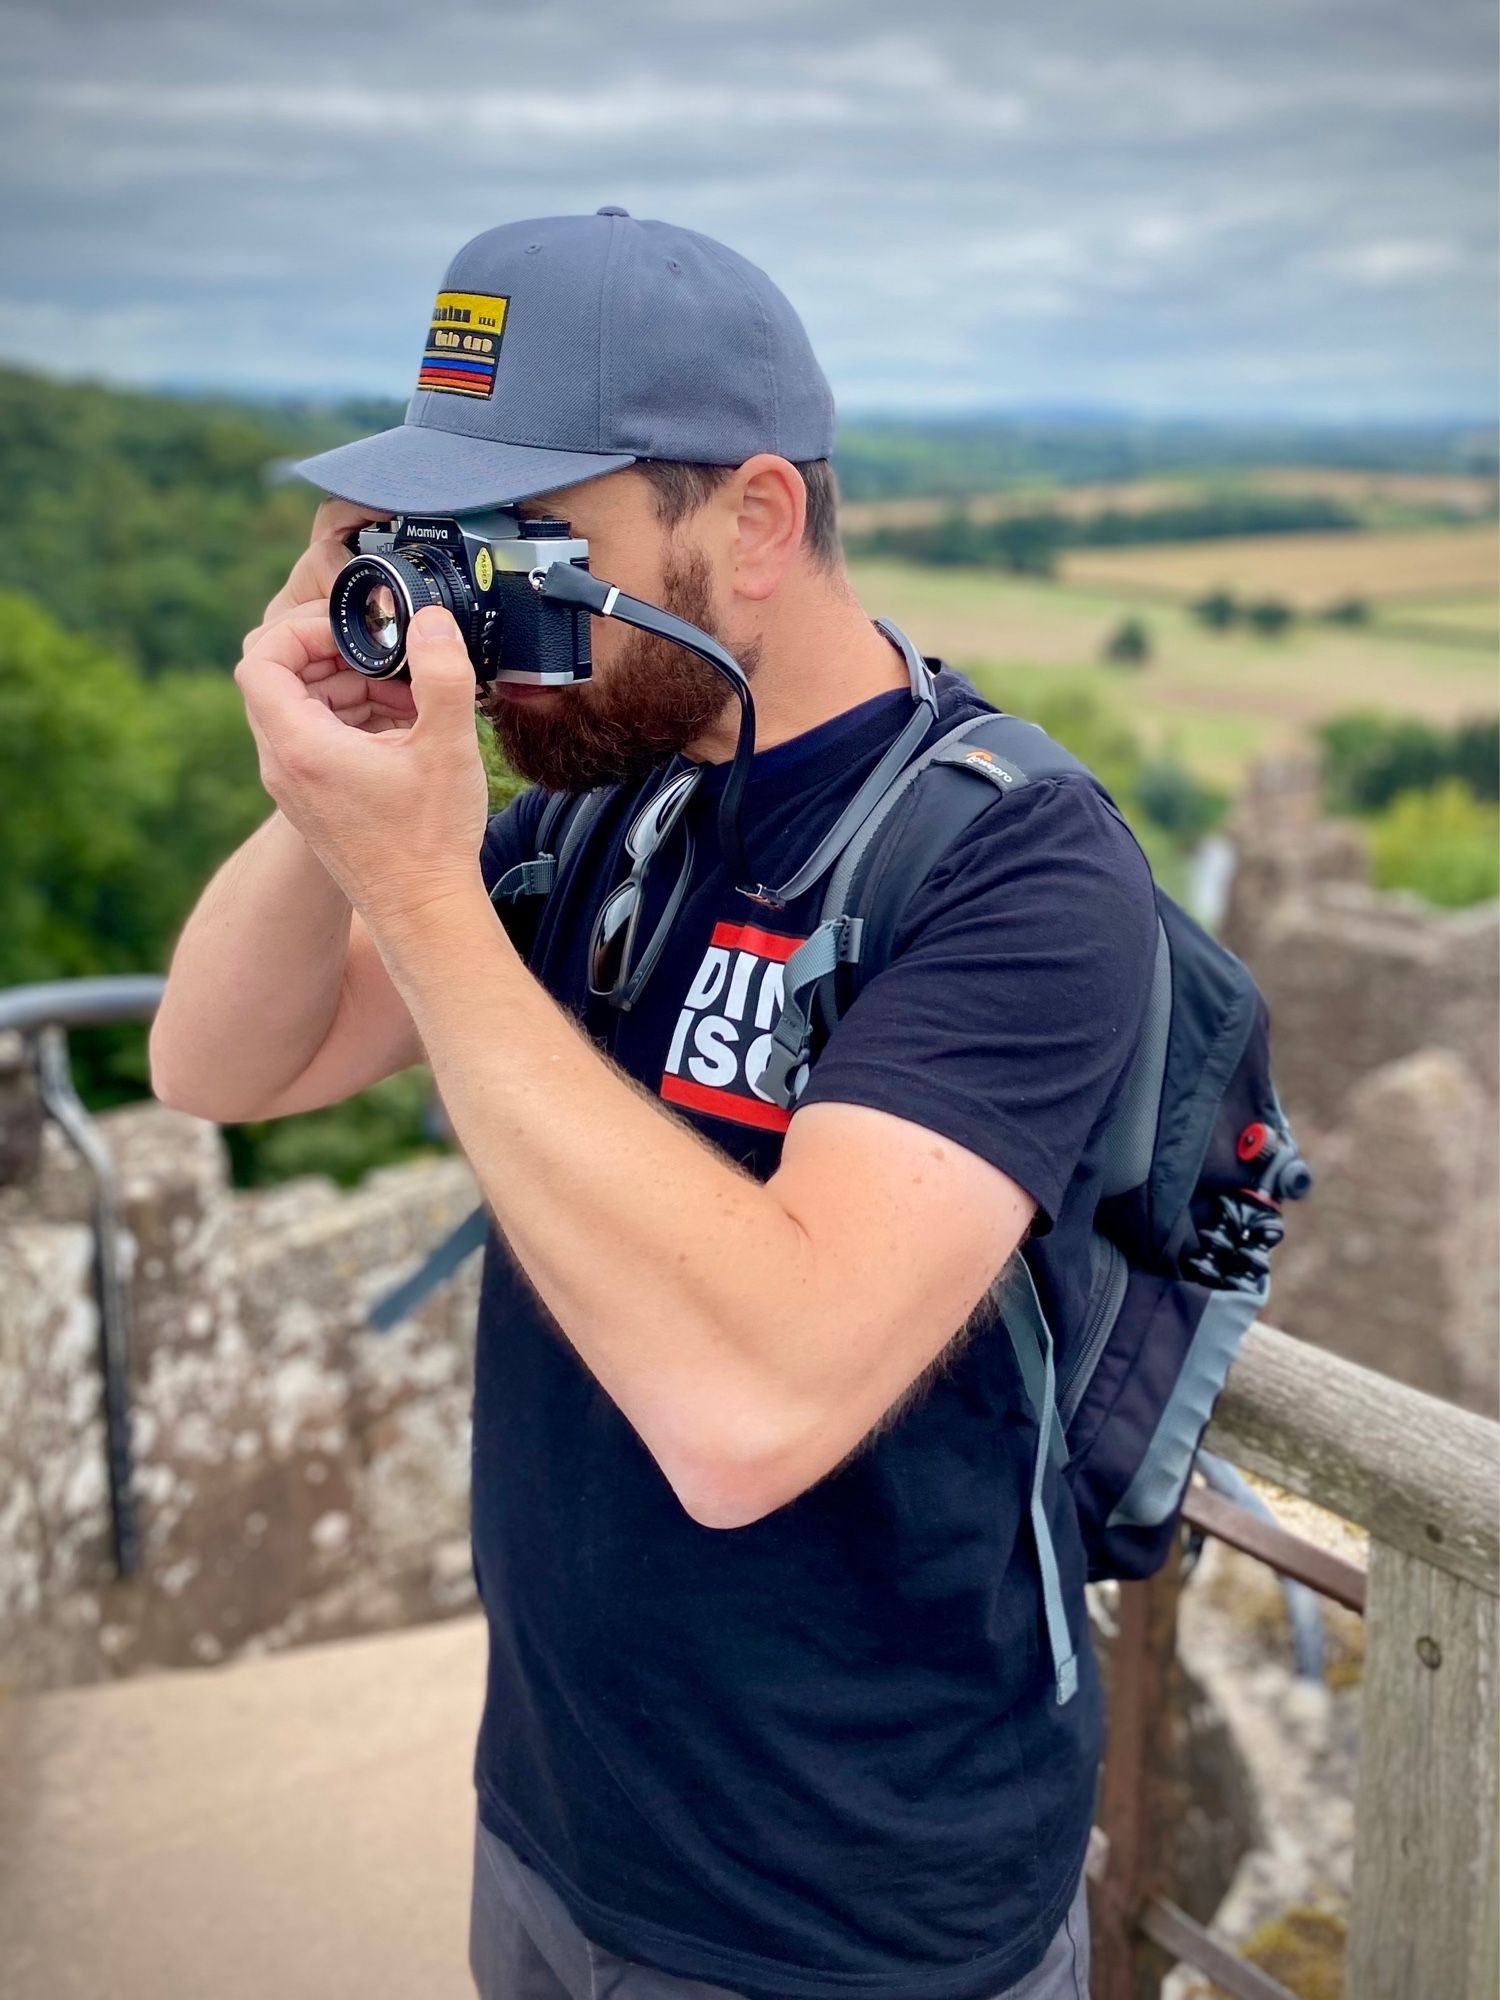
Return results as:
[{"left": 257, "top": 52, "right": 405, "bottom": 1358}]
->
[{"left": 293, "top": 208, "right": 835, "bottom": 513}]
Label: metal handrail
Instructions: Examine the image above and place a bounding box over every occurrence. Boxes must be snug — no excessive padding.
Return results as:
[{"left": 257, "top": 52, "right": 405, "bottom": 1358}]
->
[
  {"left": 0, "top": 975, "right": 165, "bottom": 1035},
  {"left": 3, "top": 975, "right": 166, "bottom": 1576}
]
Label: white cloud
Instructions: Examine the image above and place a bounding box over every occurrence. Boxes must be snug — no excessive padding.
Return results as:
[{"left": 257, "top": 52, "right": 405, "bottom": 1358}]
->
[
  {"left": 1328, "top": 238, "right": 1464, "bottom": 286},
  {"left": 0, "top": 0, "right": 1494, "bottom": 417},
  {"left": 0, "top": 301, "right": 180, "bottom": 379}
]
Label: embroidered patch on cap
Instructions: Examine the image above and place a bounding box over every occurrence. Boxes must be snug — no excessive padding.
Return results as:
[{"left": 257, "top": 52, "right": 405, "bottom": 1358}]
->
[{"left": 416, "top": 291, "right": 509, "bottom": 397}]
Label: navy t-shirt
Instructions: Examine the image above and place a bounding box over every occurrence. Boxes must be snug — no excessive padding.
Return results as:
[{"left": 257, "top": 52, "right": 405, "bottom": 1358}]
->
[{"left": 471, "top": 664, "right": 1158, "bottom": 1998}]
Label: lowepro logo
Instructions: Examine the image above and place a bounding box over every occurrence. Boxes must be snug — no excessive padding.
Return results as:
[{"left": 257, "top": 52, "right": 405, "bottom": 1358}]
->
[{"left": 659, "top": 921, "right": 806, "bottom": 1134}]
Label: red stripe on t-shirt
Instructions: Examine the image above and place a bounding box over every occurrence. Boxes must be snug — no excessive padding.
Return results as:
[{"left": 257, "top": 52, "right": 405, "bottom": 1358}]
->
[
  {"left": 708, "top": 921, "right": 802, "bottom": 963},
  {"left": 660, "top": 1074, "right": 792, "bottom": 1133}
]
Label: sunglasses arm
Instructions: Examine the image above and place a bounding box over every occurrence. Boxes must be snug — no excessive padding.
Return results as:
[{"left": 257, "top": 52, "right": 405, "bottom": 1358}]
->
[{"left": 529, "top": 561, "right": 770, "bottom": 902}]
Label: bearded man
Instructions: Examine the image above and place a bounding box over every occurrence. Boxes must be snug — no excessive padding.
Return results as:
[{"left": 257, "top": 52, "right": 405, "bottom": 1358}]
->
[{"left": 151, "top": 209, "right": 1158, "bottom": 2000}]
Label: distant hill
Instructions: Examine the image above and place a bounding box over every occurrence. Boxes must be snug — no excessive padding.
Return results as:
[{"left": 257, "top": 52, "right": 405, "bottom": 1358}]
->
[
  {"left": 3, "top": 363, "right": 1494, "bottom": 672},
  {"left": 831, "top": 412, "right": 1500, "bottom": 501},
  {"left": 0, "top": 366, "right": 359, "bottom": 673}
]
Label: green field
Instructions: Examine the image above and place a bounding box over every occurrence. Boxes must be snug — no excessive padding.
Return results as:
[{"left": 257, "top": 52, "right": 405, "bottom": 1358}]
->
[
  {"left": 1057, "top": 522, "right": 1498, "bottom": 609},
  {"left": 847, "top": 557, "right": 1500, "bottom": 787},
  {"left": 1377, "top": 592, "right": 1500, "bottom": 643}
]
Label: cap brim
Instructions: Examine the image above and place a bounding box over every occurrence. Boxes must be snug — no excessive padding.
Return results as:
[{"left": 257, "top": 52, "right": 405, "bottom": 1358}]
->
[{"left": 291, "top": 423, "right": 637, "bottom": 514}]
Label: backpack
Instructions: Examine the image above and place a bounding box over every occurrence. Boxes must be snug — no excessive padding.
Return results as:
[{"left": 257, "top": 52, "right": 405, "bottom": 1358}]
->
[{"left": 371, "top": 683, "right": 1311, "bottom": 1707}]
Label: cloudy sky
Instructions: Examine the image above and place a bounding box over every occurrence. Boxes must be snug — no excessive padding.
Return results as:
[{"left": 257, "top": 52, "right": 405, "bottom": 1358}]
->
[{"left": 3, "top": 0, "right": 1495, "bottom": 420}]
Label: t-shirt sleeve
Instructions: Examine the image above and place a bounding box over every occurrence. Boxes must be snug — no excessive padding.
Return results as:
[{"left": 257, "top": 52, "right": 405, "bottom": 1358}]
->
[
  {"left": 479, "top": 785, "right": 546, "bottom": 956},
  {"left": 793, "top": 774, "right": 1159, "bottom": 1232}
]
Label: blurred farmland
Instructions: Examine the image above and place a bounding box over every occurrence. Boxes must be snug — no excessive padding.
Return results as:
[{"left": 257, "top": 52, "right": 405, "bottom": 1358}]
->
[
  {"left": 850, "top": 550, "right": 1498, "bottom": 787},
  {"left": 4, "top": 363, "right": 1496, "bottom": 1185},
  {"left": 1057, "top": 522, "right": 1498, "bottom": 608}
]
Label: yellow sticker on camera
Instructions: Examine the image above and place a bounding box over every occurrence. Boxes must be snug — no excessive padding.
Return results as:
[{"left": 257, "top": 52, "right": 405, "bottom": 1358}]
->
[{"left": 474, "top": 547, "right": 494, "bottom": 590}]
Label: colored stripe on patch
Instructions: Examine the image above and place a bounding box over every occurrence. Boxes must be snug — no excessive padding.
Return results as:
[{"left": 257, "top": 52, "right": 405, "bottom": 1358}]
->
[
  {"left": 420, "top": 350, "right": 493, "bottom": 372},
  {"left": 417, "top": 381, "right": 491, "bottom": 398}
]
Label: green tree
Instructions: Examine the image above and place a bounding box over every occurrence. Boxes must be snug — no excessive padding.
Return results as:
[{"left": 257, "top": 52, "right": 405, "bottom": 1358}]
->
[
  {"left": 1368, "top": 781, "right": 1500, "bottom": 908},
  {"left": 0, "top": 365, "right": 373, "bottom": 676},
  {"left": 1102, "top": 616, "right": 1152, "bottom": 667},
  {"left": 224, "top": 1068, "right": 442, "bottom": 1189},
  {"left": 133, "top": 670, "right": 270, "bottom": 946},
  {"left": 1323, "top": 596, "right": 1370, "bottom": 626},
  {"left": 1246, "top": 597, "right": 1294, "bottom": 638},
  {"left": 0, "top": 590, "right": 171, "bottom": 984},
  {"left": 1017, "top": 688, "right": 1143, "bottom": 806},
  {"left": 0, "top": 587, "right": 446, "bottom": 1175},
  {"left": 1134, "top": 756, "right": 1225, "bottom": 841},
  {"left": 1193, "top": 589, "right": 1240, "bottom": 631},
  {"left": 479, "top": 719, "right": 531, "bottom": 812},
  {"left": 1452, "top": 717, "right": 1500, "bottom": 802},
  {"left": 989, "top": 514, "right": 1064, "bottom": 576},
  {"left": 1318, "top": 711, "right": 1484, "bottom": 813}
]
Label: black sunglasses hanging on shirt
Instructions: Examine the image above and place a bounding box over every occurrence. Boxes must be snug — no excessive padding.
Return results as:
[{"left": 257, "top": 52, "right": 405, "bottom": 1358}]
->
[{"left": 587, "top": 763, "right": 703, "bottom": 1009}]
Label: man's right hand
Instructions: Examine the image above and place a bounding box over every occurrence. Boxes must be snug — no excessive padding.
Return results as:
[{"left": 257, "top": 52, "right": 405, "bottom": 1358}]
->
[
  {"left": 241, "top": 497, "right": 417, "bottom": 736},
  {"left": 152, "top": 496, "right": 435, "bottom": 1122}
]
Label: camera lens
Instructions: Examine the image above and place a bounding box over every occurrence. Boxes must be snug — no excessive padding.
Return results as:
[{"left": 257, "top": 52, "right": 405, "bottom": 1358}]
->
[
  {"left": 330, "top": 546, "right": 475, "bottom": 679},
  {"left": 331, "top": 555, "right": 419, "bottom": 678}
]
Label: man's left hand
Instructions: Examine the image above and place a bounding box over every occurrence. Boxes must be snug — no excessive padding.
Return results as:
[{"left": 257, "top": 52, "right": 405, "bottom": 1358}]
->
[{"left": 235, "top": 602, "right": 489, "bottom": 931}]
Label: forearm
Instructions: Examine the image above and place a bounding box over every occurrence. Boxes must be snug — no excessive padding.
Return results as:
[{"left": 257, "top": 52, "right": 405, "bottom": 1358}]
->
[
  {"left": 375, "top": 878, "right": 835, "bottom": 1520},
  {"left": 149, "top": 808, "right": 353, "bottom": 1118}
]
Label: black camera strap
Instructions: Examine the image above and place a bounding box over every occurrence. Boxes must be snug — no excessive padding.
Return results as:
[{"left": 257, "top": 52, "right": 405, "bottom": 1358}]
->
[{"left": 530, "top": 566, "right": 939, "bottom": 909}]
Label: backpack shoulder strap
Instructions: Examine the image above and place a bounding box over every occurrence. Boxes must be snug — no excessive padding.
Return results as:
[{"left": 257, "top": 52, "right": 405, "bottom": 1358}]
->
[
  {"left": 488, "top": 785, "right": 613, "bottom": 914},
  {"left": 759, "top": 713, "right": 1101, "bottom": 1111},
  {"left": 756, "top": 712, "right": 1113, "bottom": 1709},
  {"left": 835, "top": 712, "right": 1099, "bottom": 1001}
]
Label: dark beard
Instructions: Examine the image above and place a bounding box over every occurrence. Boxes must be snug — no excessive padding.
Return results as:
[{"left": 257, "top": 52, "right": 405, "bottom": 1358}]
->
[{"left": 478, "top": 545, "right": 759, "bottom": 793}]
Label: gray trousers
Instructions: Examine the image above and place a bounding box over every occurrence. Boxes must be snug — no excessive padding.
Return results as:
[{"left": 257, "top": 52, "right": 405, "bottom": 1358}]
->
[{"left": 469, "top": 1815, "right": 1089, "bottom": 2000}]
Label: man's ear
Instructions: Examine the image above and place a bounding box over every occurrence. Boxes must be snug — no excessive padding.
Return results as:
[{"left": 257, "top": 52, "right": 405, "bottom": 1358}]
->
[{"left": 724, "top": 455, "right": 806, "bottom": 602}]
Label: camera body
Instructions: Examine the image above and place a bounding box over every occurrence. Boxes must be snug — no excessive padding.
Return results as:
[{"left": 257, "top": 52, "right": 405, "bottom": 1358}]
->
[{"left": 329, "top": 510, "right": 593, "bottom": 686}]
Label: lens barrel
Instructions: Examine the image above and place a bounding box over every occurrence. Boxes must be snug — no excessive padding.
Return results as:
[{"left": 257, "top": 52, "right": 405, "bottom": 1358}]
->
[{"left": 330, "top": 546, "right": 476, "bottom": 679}]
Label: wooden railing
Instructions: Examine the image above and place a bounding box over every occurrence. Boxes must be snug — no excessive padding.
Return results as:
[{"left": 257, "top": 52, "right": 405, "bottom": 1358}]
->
[{"left": 1089, "top": 1321, "right": 1499, "bottom": 1999}]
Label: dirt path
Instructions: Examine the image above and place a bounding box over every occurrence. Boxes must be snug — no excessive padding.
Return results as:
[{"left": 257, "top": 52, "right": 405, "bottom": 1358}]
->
[{"left": 0, "top": 1617, "right": 486, "bottom": 2000}]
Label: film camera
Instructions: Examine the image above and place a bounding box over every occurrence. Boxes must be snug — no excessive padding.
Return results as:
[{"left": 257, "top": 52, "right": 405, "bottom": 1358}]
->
[{"left": 328, "top": 510, "right": 594, "bottom": 687}]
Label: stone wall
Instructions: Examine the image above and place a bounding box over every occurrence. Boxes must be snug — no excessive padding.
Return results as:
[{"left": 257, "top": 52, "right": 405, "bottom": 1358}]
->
[
  {"left": 2, "top": 760, "right": 1495, "bottom": 1692},
  {"left": 0, "top": 1044, "right": 483, "bottom": 1695},
  {"left": 1222, "top": 756, "right": 1499, "bottom": 1417}
]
